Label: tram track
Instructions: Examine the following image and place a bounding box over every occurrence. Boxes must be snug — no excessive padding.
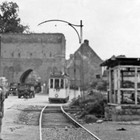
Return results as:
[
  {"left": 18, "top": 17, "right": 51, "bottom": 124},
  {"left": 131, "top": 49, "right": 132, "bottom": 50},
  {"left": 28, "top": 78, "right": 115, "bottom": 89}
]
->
[{"left": 39, "top": 105, "right": 101, "bottom": 140}]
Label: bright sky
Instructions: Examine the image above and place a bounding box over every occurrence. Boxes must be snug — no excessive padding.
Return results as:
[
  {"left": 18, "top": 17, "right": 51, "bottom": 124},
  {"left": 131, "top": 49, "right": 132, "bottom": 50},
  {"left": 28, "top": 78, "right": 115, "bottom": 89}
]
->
[{"left": 4, "top": 0, "right": 140, "bottom": 60}]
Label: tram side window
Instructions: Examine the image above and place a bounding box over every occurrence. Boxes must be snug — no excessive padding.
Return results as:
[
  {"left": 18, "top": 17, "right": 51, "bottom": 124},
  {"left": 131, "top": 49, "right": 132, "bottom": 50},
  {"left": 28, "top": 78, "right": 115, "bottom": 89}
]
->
[
  {"left": 50, "top": 79, "right": 53, "bottom": 88},
  {"left": 55, "top": 79, "right": 59, "bottom": 89},
  {"left": 65, "top": 79, "right": 68, "bottom": 89},
  {"left": 60, "top": 79, "right": 64, "bottom": 88}
]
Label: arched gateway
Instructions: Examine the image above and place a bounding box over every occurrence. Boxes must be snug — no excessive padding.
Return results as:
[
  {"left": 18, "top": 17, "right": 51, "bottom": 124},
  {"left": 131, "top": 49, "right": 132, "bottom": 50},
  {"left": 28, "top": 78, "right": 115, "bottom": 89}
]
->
[
  {"left": 0, "top": 33, "right": 66, "bottom": 84},
  {"left": 20, "top": 69, "right": 33, "bottom": 83}
]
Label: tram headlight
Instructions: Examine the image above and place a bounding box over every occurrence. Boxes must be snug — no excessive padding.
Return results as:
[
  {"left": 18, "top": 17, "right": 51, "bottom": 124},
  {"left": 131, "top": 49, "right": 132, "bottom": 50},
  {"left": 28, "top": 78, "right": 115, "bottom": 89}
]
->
[{"left": 55, "top": 94, "right": 58, "bottom": 98}]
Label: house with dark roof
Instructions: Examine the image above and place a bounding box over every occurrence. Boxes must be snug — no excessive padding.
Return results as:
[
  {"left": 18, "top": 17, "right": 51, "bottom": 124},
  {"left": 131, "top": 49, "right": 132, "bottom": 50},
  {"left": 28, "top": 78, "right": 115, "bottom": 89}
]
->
[{"left": 66, "top": 39, "right": 103, "bottom": 89}]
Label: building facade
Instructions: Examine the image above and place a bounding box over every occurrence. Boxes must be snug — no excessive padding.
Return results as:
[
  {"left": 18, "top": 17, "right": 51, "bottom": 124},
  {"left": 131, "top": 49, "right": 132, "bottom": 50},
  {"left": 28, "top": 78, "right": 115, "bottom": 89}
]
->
[
  {"left": 67, "top": 40, "right": 103, "bottom": 89},
  {"left": 0, "top": 33, "right": 66, "bottom": 84}
]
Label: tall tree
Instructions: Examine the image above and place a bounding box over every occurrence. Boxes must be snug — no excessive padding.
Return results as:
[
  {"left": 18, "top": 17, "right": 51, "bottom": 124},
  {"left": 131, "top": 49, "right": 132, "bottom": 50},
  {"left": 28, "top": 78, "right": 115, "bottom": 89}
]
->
[{"left": 0, "top": 1, "right": 29, "bottom": 33}]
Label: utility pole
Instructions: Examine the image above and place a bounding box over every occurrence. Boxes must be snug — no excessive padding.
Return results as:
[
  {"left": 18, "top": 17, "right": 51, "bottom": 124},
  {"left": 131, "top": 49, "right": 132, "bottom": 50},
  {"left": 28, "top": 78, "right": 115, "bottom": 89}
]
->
[{"left": 73, "top": 20, "right": 83, "bottom": 98}]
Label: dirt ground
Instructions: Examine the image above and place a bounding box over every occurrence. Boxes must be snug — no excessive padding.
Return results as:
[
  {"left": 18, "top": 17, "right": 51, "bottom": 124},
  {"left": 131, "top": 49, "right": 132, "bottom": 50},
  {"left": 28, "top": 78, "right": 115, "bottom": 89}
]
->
[
  {"left": 84, "top": 121, "right": 140, "bottom": 140},
  {"left": 2, "top": 94, "right": 140, "bottom": 140},
  {"left": 2, "top": 95, "right": 45, "bottom": 140}
]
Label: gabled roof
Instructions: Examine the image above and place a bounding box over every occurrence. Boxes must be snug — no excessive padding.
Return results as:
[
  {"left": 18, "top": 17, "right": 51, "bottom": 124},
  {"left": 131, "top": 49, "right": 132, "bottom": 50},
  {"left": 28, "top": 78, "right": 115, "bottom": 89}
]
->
[
  {"left": 49, "top": 72, "right": 69, "bottom": 79},
  {"left": 101, "top": 56, "right": 140, "bottom": 68},
  {"left": 67, "top": 40, "right": 103, "bottom": 68}
]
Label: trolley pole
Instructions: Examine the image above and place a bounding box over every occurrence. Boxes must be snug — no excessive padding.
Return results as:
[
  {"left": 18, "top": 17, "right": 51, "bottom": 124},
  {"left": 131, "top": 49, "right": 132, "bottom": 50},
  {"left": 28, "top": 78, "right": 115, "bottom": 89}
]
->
[{"left": 80, "top": 20, "right": 83, "bottom": 44}]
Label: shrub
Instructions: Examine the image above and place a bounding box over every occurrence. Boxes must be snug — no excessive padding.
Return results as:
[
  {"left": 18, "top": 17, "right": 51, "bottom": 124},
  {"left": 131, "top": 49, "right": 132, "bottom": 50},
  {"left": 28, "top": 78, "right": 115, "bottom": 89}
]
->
[
  {"left": 90, "top": 79, "right": 108, "bottom": 91},
  {"left": 70, "top": 91, "right": 107, "bottom": 119}
]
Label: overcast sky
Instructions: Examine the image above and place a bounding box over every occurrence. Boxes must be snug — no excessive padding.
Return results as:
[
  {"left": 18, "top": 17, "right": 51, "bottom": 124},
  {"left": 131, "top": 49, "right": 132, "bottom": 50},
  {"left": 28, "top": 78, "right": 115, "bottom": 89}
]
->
[{"left": 4, "top": 0, "right": 140, "bottom": 60}]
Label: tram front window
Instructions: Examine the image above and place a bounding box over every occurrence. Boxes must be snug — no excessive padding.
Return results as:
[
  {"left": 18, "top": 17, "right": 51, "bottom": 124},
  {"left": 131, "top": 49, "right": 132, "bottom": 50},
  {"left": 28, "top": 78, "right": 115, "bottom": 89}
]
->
[
  {"left": 55, "top": 79, "right": 59, "bottom": 89},
  {"left": 50, "top": 79, "right": 53, "bottom": 88},
  {"left": 60, "top": 79, "right": 64, "bottom": 88}
]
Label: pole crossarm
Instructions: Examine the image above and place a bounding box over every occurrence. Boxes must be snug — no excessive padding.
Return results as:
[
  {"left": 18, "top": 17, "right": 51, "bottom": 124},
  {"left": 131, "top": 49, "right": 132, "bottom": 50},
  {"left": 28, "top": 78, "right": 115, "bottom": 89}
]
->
[{"left": 38, "top": 19, "right": 83, "bottom": 44}]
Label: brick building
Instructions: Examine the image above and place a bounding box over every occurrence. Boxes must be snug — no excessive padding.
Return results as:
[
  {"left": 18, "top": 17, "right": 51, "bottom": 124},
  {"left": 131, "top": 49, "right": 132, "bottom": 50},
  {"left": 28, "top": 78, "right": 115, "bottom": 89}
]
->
[
  {"left": 0, "top": 33, "right": 66, "bottom": 84},
  {"left": 66, "top": 40, "right": 103, "bottom": 89}
]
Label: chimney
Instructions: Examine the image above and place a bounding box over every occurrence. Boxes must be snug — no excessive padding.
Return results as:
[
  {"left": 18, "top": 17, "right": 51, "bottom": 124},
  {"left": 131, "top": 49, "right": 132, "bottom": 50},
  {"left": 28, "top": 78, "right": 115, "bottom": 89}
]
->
[{"left": 84, "top": 39, "right": 89, "bottom": 46}]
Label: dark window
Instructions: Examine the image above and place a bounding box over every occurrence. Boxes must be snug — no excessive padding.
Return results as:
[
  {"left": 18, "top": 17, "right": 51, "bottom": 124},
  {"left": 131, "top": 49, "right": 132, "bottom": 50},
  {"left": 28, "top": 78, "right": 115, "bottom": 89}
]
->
[
  {"left": 74, "top": 68, "right": 76, "bottom": 73},
  {"left": 30, "top": 53, "right": 32, "bottom": 57},
  {"left": 18, "top": 53, "right": 21, "bottom": 58},
  {"left": 96, "top": 74, "right": 101, "bottom": 79},
  {"left": 60, "top": 79, "right": 64, "bottom": 88},
  {"left": 11, "top": 52, "right": 14, "bottom": 57},
  {"left": 50, "top": 79, "right": 53, "bottom": 88},
  {"left": 55, "top": 79, "right": 59, "bottom": 89},
  {"left": 50, "top": 52, "right": 52, "bottom": 57}
]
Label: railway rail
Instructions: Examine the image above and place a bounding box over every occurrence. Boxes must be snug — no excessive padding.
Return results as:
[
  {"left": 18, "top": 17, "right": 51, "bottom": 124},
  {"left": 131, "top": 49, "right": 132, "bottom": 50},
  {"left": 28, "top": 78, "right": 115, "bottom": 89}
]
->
[{"left": 39, "top": 105, "right": 101, "bottom": 140}]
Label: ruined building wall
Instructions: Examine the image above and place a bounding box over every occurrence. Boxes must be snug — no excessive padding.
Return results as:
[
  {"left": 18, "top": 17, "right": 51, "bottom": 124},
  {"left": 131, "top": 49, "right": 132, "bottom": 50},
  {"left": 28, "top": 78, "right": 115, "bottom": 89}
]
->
[{"left": 0, "top": 33, "right": 66, "bottom": 83}]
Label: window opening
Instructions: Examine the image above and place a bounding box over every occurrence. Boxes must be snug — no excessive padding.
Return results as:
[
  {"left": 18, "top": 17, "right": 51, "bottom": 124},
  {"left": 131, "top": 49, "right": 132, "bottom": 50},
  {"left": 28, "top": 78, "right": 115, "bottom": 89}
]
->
[
  {"left": 55, "top": 79, "right": 59, "bottom": 89},
  {"left": 11, "top": 52, "right": 14, "bottom": 58},
  {"left": 60, "top": 79, "right": 64, "bottom": 88},
  {"left": 30, "top": 53, "right": 32, "bottom": 57},
  {"left": 65, "top": 79, "right": 68, "bottom": 89},
  {"left": 50, "top": 79, "right": 53, "bottom": 88},
  {"left": 18, "top": 53, "right": 21, "bottom": 58},
  {"left": 96, "top": 74, "right": 100, "bottom": 79},
  {"left": 50, "top": 52, "right": 52, "bottom": 57}
]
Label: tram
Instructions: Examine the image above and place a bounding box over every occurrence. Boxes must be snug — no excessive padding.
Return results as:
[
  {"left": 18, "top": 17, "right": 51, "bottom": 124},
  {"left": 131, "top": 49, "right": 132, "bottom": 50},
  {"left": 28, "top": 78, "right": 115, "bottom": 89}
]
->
[{"left": 48, "top": 72, "right": 70, "bottom": 103}]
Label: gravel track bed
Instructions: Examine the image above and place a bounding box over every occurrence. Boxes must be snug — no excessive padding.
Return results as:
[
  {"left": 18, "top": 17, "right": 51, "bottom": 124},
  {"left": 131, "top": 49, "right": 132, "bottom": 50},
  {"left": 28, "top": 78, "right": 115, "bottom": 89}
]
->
[
  {"left": 42, "top": 112, "right": 74, "bottom": 128},
  {"left": 42, "top": 127, "right": 96, "bottom": 140},
  {"left": 8, "top": 104, "right": 44, "bottom": 111},
  {"left": 12, "top": 105, "right": 43, "bottom": 125},
  {"left": 12, "top": 105, "right": 98, "bottom": 139},
  {"left": 41, "top": 106, "right": 98, "bottom": 140}
]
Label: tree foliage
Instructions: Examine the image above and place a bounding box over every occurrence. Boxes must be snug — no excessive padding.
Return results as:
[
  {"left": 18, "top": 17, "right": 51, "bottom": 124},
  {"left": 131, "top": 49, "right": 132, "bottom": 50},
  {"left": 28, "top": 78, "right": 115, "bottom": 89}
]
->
[{"left": 0, "top": 1, "right": 29, "bottom": 33}]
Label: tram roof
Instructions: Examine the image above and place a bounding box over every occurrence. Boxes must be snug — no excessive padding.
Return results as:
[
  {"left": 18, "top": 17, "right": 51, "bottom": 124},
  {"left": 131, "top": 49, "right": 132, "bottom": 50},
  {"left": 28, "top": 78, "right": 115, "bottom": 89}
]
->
[
  {"left": 49, "top": 73, "right": 69, "bottom": 79},
  {"left": 101, "top": 57, "right": 140, "bottom": 68}
]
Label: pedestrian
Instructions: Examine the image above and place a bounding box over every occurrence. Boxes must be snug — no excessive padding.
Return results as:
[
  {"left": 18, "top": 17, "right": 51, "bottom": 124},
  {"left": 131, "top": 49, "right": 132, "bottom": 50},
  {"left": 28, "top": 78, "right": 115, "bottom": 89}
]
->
[
  {"left": 0, "top": 86, "right": 5, "bottom": 140},
  {"left": 30, "top": 85, "right": 35, "bottom": 97}
]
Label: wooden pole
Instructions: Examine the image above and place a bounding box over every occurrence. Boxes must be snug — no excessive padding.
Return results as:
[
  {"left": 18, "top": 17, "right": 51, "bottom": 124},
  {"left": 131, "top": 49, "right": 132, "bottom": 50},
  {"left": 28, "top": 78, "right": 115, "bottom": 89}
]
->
[
  {"left": 117, "top": 67, "right": 121, "bottom": 104},
  {"left": 108, "top": 68, "right": 112, "bottom": 103},
  {"left": 135, "top": 67, "right": 138, "bottom": 105}
]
